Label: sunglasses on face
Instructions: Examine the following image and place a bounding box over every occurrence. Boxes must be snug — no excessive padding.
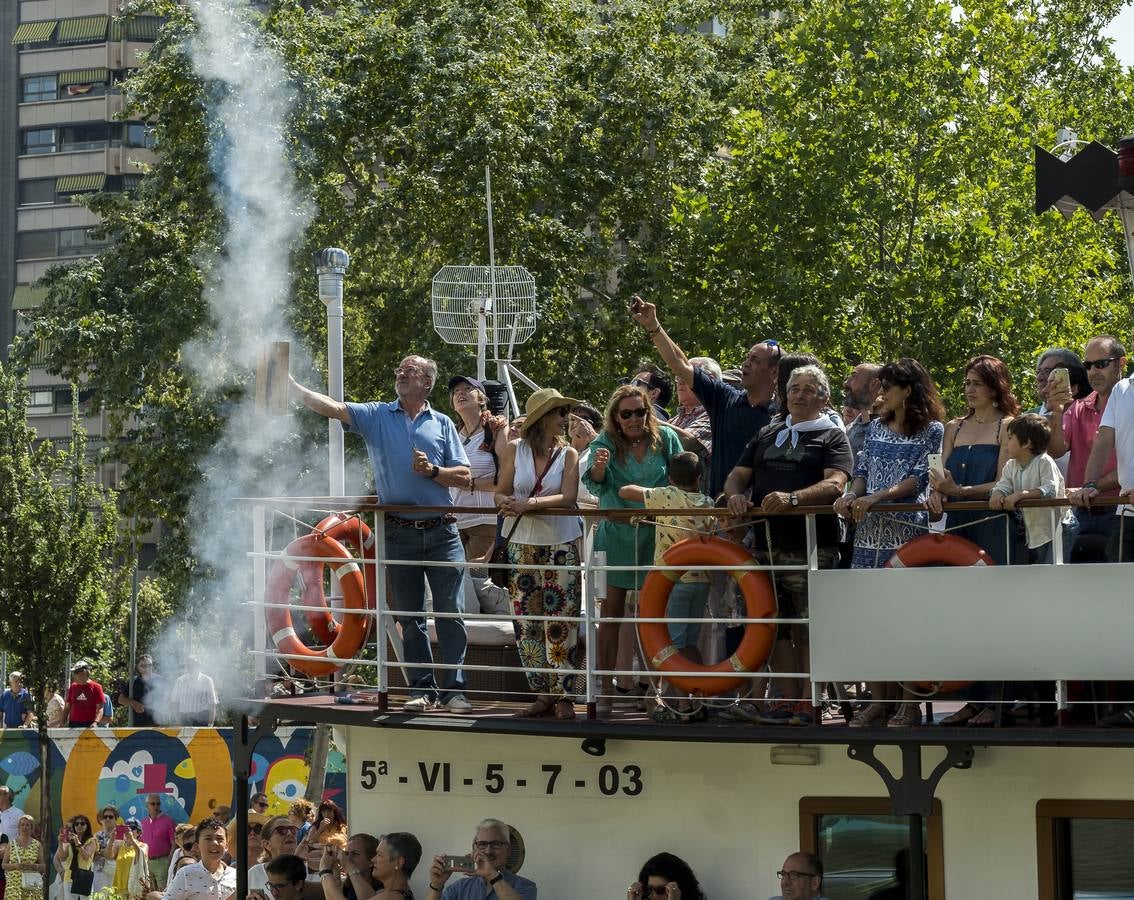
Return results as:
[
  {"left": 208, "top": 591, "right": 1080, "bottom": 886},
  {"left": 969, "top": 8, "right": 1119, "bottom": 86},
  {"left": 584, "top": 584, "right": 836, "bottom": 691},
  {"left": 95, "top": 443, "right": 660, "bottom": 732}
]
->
[
  {"left": 618, "top": 408, "right": 648, "bottom": 420},
  {"left": 642, "top": 886, "right": 668, "bottom": 897},
  {"left": 249, "top": 824, "right": 263, "bottom": 836},
  {"left": 270, "top": 826, "right": 298, "bottom": 838},
  {"left": 1084, "top": 357, "right": 1120, "bottom": 370}
]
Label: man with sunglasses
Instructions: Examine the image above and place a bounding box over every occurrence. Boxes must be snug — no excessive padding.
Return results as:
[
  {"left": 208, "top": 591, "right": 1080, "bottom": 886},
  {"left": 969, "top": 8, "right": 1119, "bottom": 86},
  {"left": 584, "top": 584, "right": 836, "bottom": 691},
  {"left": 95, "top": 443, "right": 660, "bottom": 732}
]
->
[
  {"left": 290, "top": 357, "right": 473, "bottom": 713},
  {"left": 630, "top": 296, "right": 779, "bottom": 496},
  {"left": 1053, "top": 336, "right": 1126, "bottom": 559},
  {"left": 770, "top": 852, "right": 828, "bottom": 900},
  {"left": 426, "top": 818, "right": 535, "bottom": 900},
  {"left": 629, "top": 365, "right": 673, "bottom": 421},
  {"left": 141, "top": 793, "right": 177, "bottom": 888}
]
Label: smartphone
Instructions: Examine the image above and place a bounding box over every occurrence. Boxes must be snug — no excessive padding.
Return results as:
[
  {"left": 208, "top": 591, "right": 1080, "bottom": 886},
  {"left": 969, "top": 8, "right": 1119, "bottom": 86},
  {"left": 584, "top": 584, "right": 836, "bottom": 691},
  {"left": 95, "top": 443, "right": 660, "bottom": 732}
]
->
[
  {"left": 114, "top": 825, "right": 127, "bottom": 841},
  {"left": 928, "top": 453, "right": 945, "bottom": 480},
  {"left": 1049, "top": 367, "right": 1070, "bottom": 394},
  {"left": 61, "top": 826, "right": 71, "bottom": 841},
  {"left": 442, "top": 854, "right": 475, "bottom": 873}
]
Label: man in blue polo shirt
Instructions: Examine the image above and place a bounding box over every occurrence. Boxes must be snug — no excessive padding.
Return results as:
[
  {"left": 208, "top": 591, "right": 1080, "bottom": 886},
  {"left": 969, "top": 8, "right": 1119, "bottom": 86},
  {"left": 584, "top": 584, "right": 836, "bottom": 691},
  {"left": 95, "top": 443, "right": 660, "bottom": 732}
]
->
[
  {"left": 630, "top": 296, "right": 779, "bottom": 496},
  {"left": 0, "top": 672, "right": 30, "bottom": 729},
  {"left": 290, "top": 355, "right": 473, "bottom": 712}
]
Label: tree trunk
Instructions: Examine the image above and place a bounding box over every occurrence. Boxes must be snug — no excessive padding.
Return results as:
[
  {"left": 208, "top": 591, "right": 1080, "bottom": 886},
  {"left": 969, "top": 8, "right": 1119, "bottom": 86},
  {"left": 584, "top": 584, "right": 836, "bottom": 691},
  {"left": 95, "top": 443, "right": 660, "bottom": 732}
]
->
[{"left": 303, "top": 724, "right": 332, "bottom": 804}]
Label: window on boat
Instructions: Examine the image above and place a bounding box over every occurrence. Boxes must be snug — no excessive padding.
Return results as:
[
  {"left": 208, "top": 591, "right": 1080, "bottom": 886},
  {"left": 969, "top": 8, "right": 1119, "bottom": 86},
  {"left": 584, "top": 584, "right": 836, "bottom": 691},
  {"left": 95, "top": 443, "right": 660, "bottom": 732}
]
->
[
  {"left": 1037, "top": 800, "right": 1134, "bottom": 900},
  {"left": 799, "top": 797, "right": 944, "bottom": 899}
]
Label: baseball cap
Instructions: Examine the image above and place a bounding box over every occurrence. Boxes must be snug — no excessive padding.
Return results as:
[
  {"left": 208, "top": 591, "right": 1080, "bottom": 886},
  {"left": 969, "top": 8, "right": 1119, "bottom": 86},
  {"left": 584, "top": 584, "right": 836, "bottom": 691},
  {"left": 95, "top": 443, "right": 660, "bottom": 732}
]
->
[
  {"left": 447, "top": 375, "right": 485, "bottom": 393},
  {"left": 71, "top": 660, "right": 91, "bottom": 671}
]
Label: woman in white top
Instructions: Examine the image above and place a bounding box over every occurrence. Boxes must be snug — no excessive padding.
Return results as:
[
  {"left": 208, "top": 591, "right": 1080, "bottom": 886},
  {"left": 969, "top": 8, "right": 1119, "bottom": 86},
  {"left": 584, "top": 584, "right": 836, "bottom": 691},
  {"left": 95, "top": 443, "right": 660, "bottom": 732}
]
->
[
  {"left": 248, "top": 817, "right": 297, "bottom": 893},
  {"left": 449, "top": 375, "right": 510, "bottom": 565},
  {"left": 496, "top": 388, "right": 583, "bottom": 720}
]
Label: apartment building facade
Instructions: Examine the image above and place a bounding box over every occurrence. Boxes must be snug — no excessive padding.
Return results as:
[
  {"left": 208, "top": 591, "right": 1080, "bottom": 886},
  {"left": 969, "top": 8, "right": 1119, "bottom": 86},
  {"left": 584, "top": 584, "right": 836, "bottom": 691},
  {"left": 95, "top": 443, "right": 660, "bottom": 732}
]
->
[{"left": 3, "top": 0, "right": 162, "bottom": 567}]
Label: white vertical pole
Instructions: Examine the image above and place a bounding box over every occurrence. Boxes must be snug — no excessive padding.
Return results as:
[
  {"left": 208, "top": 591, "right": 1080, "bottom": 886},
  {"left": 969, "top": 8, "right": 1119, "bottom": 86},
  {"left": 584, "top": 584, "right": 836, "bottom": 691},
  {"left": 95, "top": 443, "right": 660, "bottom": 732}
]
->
[
  {"left": 316, "top": 249, "right": 350, "bottom": 498},
  {"left": 485, "top": 165, "right": 498, "bottom": 380},
  {"left": 252, "top": 505, "right": 267, "bottom": 681}
]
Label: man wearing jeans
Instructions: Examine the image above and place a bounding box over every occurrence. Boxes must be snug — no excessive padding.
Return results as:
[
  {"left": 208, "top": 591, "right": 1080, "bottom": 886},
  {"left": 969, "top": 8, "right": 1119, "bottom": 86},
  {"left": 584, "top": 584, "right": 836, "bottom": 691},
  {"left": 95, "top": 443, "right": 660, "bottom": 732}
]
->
[{"left": 290, "top": 356, "right": 472, "bottom": 712}]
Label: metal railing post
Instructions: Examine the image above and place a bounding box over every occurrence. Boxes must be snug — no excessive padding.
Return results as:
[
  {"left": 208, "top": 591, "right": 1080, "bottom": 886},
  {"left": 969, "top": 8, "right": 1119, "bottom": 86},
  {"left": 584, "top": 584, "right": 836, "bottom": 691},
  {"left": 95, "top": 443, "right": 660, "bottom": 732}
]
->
[
  {"left": 374, "top": 509, "right": 389, "bottom": 710},
  {"left": 583, "top": 521, "right": 597, "bottom": 715},
  {"left": 252, "top": 505, "right": 267, "bottom": 684}
]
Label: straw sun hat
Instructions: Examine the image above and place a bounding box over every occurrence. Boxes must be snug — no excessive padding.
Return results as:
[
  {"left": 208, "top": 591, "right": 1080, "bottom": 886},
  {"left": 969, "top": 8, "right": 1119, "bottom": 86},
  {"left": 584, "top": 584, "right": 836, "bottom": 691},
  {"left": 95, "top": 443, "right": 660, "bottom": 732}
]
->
[{"left": 519, "top": 388, "right": 581, "bottom": 437}]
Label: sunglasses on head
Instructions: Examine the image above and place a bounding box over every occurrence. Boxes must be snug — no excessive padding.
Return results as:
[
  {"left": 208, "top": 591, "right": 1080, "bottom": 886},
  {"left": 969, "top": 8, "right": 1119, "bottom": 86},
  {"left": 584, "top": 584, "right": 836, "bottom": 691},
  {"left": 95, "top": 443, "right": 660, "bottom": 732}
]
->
[
  {"left": 760, "top": 338, "right": 782, "bottom": 363},
  {"left": 618, "top": 408, "right": 648, "bottom": 420},
  {"left": 270, "top": 825, "right": 298, "bottom": 837}
]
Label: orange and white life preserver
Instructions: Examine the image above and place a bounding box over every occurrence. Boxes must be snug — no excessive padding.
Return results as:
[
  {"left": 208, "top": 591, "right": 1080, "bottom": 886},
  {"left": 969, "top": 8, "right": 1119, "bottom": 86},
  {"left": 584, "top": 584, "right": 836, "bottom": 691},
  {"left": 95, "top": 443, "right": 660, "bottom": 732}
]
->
[
  {"left": 884, "top": 532, "right": 994, "bottom": 568},
  {"left": 264, "top": 533, "right": 369, "bottom": 677},
  {"left": 637, "top": 537, "right": 776, "bottom": 696},
  {"left": 886, "top": 532, "right": 994, "bottom": 693},
  {"left": 295, "top": 514, "right": 378, "bottom": 644}
]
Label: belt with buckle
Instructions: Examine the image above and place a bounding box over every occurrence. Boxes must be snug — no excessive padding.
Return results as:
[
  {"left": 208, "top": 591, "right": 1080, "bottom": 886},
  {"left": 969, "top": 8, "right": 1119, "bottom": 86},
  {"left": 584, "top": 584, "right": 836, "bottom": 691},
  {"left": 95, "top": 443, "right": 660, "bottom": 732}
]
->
[{"left": 386, "top": 513, "right": 456, "bottom": 530}]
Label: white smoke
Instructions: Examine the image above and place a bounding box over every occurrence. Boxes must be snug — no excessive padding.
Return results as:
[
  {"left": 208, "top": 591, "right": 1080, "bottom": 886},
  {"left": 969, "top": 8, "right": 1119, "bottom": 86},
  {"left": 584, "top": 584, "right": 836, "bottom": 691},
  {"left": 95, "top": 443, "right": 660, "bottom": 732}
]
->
[{"left": 146, "top": 0, "right": 328, "bottom": 718}]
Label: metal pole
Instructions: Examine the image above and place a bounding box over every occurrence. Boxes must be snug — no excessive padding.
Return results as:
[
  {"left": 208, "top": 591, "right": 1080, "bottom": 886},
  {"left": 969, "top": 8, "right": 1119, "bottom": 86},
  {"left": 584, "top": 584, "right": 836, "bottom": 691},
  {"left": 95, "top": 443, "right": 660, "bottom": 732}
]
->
[
  {"left": 128, "top": 521, "right": 139, "bottom": 725},
  {"left": 909, "top": 813, "right": 925, "bottom": 900},
  {"left": 316, "top": 249, "right": 350, "bottom": 498},
  {"left": 485, "top": 165, "right": 498, "bottom": 375}
]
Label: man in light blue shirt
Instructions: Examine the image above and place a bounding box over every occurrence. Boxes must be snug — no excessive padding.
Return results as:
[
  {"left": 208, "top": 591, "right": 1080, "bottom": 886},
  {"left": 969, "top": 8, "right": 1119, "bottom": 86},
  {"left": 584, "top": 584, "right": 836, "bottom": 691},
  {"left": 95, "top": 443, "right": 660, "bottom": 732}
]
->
[
  {"left": 290, "top": 355, "right": 472, "bottom": 712},
  {"left": 425, "top": 819, "right": 536, "bottom": 900}
]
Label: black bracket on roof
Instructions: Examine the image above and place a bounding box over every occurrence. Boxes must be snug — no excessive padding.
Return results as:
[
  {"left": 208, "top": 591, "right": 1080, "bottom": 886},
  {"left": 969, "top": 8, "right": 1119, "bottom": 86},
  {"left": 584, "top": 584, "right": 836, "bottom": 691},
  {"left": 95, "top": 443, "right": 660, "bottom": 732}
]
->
[{"left": 847, "top": 742, "right": 975, "bottom": 817}]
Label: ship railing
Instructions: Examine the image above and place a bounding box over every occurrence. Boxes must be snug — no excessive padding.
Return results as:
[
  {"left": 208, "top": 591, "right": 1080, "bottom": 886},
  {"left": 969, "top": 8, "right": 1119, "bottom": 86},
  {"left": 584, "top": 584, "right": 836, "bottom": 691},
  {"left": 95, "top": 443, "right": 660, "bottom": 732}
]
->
[{"left": 244, "top": 497, "right": 1132, "bottom": 717}]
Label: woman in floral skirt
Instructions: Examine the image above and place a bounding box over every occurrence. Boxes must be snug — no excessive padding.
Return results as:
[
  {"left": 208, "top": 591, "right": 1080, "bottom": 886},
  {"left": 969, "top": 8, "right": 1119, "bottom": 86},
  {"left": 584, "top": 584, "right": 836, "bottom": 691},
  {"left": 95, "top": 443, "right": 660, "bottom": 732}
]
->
[{"left": 495, "top": 388, "right": 583, "bottom": 720}]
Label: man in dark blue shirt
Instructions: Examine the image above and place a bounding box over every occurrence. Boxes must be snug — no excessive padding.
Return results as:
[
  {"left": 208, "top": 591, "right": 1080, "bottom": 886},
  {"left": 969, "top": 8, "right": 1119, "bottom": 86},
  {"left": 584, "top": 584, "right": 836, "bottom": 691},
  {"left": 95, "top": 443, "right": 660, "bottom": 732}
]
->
[{"left": 630, "top": 296, "right": 779, "bottom": 496}]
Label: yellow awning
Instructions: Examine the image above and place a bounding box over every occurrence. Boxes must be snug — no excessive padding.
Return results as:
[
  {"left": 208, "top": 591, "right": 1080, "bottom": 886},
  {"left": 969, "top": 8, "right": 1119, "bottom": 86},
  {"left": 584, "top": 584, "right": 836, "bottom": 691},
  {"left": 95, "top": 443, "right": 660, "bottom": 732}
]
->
[
  {"left": 57, "top": 15, "right": 109, "bottom": 45},
  {"left": 58, "top": 68, "right": 109, "bottom": 87},
  {"left": 12, "top": 286, "right": 48, "bottom": 310},
  {"left": 109, "top": 16, "right": 163, "bottom": 42},
  {"left": 56, "top": 173, "right": 106, "bottom": 193},
  {"left": 11, "top": 21, "right": 57, "bottom": 45}
]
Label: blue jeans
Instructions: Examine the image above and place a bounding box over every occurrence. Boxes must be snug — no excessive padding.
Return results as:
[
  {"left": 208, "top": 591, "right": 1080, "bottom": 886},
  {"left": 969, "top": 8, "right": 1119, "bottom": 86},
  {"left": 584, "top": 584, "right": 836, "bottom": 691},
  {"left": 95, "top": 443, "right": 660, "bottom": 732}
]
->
[{"left": 385, "top": 521, "right": 467, "bottom": 701}]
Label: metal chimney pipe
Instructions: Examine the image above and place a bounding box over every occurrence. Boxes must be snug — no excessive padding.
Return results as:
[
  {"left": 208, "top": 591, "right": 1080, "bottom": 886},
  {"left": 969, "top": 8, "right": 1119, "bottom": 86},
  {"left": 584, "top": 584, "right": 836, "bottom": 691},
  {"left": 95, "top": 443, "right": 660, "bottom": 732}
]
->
[{"left": 315, "top": 248, "right": 350, "bottom": 497}]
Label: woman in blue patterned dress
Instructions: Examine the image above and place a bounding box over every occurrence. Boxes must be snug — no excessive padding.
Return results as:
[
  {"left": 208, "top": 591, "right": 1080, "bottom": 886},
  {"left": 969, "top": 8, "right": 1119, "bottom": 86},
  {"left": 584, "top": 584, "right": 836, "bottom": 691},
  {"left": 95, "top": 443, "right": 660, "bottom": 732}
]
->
[{"left": 835, "top": 358, "right": 944, "bottom": 727}]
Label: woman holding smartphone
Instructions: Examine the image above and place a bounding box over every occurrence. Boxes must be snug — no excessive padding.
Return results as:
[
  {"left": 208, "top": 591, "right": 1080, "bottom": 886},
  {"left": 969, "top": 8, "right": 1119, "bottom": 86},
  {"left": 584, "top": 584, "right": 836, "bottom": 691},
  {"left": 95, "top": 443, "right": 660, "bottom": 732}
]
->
[
  {"left": 92, "top": 806, "right": 119, "bottom": 894},
  {"left": 107, "top": 819, "right": 148, "bottom": 899},
  {"left": 55, "top": 815, "right": 97, "bottom": 900}
]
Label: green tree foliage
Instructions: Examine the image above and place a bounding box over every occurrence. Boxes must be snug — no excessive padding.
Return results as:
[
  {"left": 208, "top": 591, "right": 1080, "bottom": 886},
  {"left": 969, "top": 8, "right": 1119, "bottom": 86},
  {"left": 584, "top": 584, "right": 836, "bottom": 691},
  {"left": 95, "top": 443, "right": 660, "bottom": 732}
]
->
[
  {"left": 660, "top": 0, "right": 1134, "bottom": 410},
  {"left": 21, "top": 0, "right": 1134, "bottom": 599},
  {"left": 0, "top": 362, "right": 125, "bottom": 825}
]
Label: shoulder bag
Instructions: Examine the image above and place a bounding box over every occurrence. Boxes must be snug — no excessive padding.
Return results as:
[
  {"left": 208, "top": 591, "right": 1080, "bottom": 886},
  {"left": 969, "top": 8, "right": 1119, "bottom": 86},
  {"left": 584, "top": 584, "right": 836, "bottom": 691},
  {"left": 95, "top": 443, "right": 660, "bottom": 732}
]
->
[{"left": 488, "top": 449, "right": 560, "bottom": 588}]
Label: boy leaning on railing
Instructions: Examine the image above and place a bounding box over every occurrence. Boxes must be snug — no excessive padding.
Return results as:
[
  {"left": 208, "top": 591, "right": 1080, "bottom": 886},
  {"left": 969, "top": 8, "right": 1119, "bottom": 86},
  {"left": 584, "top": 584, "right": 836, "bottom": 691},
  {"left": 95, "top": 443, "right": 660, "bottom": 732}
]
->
[{"left": 618, "top": 452, "right": 717, "bottom": 722}]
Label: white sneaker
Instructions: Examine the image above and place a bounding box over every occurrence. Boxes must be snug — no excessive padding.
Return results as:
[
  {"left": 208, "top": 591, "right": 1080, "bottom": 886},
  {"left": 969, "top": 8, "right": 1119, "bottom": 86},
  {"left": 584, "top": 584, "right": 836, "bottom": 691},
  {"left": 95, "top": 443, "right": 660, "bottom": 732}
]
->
[
  {"left": 444, "top": 694, "right": 473, "bottom": 713},
  {"left": 403, "top": 696, "right": 437, "bottom": 712}
]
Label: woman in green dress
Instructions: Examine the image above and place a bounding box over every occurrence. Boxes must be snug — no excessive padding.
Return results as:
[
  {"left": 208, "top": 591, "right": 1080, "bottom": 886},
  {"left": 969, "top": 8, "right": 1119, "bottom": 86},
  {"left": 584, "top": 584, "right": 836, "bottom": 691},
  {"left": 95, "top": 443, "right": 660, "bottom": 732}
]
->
[{"left": 584, "top": 384, "right": 682, "bottom": 715}]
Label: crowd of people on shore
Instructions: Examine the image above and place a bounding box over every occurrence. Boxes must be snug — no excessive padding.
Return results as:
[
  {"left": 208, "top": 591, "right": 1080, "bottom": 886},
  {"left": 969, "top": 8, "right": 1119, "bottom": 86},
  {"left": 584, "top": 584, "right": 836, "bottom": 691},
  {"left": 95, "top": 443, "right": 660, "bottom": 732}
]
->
[
  {"left": 0, "top": 791, "right": 848, "bottom": 900},
  {"left": 287, "top": 295, "right": 1134, "bottom": 729}
]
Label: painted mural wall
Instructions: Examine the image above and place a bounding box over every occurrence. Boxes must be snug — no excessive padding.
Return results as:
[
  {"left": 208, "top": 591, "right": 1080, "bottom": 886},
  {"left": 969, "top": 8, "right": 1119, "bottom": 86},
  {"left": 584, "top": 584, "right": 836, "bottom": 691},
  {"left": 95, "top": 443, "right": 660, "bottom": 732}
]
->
[{"left": 0, "top": 727, "right": 345, "bottom": 834}]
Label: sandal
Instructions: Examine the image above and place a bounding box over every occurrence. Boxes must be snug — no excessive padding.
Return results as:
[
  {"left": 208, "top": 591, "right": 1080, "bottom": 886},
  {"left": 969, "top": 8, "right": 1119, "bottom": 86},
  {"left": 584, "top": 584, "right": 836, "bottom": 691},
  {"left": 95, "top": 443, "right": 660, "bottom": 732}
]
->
[
  {"left": 650, "top": 704, "right": 707, "bottom": 724},
  {"left": 939, "top": 703, "right": 981, "bottom": 726},
  {"left": 968, "top": 706, "right": 1001, "bottom": 727},
  {"left": 514, "top": 697, "right": 555, "bottom": 719},
  {"left": 555, "top": 699, "right": 576, "bottom": 721},
  {"left": 849, "top": 703, "right": 890, "bottom": 728},
  {"left": 887, "top": 703, "right": 922, "bottom": 728}
]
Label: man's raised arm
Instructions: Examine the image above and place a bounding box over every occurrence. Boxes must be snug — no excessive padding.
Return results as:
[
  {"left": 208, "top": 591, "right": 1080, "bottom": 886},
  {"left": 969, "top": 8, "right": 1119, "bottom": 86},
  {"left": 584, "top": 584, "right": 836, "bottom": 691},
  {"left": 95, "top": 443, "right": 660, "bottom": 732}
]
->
[
  {"left": 628, "top": 296, "right": 695, "bottom": 385},
  {"left": 289, "top": 374, "right": 350, "bottom": 424}
]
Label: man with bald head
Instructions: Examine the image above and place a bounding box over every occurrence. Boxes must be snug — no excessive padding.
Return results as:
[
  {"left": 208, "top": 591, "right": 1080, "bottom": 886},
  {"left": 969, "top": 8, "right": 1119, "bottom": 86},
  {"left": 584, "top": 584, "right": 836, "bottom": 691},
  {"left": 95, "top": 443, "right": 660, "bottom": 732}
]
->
[
  {"left": 770, "top": 852, "right": 829, "bottom": 900},
  {"left": 291, "top": 355, "right": 473, "bottom": 713}
]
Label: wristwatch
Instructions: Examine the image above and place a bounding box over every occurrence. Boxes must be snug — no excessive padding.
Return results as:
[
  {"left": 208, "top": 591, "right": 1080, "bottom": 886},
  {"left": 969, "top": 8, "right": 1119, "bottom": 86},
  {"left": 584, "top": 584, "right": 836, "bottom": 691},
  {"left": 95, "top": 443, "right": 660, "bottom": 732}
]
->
[
  {"left": 427, "top": 464, "right": 440, "bottom": 479},
  {"left": 488, "top": 873, "right": 504, "bottom": 885},
  {"left": 789, "top": 492, "right": 799, "bottom": 507}
]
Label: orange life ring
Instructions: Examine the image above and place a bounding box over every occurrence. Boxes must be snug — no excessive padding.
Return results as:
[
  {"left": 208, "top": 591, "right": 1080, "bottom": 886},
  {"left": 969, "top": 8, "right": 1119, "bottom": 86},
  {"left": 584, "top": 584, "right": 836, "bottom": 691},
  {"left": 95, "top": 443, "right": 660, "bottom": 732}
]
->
[
  {"left": 297, "top": 514, "right": 378, "bottom": 644},
  {"left": 884, "top": 532, "right": 994, "bottom": 568},
  {"left": 264, "top": 533, "right": 370, "bottom": 677},
  {"left": 885, "top": 532, "right": 993, "bottom": 693},
  {"left": 637, "top": 537, "right": 776, "bottom": 696}
]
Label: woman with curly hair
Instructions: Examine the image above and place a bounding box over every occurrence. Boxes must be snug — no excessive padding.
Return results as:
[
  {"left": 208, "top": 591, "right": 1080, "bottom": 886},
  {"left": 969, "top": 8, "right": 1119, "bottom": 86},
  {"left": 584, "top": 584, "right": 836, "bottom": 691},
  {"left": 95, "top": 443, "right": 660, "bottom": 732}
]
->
[
  {"left": 495, "top": 388, "right": 582, "bottom": 720},
  {"left": 626, "top": 852, "right": 706, "bottom": 900},
  {"left": 928, "top": 355, "right": 1019, "bottom": 566},
  {"left": 835, "top": 358, "right": 945, "bottom": 728},
  {"left": 584, "top": 384, "right": 684, "bottom": 716}
]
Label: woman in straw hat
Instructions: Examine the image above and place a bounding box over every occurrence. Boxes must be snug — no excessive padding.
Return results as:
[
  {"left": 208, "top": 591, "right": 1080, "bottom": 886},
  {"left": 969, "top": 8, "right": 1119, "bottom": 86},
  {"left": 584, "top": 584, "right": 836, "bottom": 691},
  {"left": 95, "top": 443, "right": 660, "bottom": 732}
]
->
[
  {"left": 583, "top": 384, "right": 683, "bottom": 716},
  {"left": 495, "top": 388, "right": 583, "bottom": 720}
]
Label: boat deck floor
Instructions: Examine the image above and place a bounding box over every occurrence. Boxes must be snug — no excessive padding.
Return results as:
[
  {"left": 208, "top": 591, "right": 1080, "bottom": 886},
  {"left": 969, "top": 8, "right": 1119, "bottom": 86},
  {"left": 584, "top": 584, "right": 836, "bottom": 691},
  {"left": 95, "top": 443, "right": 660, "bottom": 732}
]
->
[{"left": 236, "top": 693, "right": 1134, "bottom": 747}]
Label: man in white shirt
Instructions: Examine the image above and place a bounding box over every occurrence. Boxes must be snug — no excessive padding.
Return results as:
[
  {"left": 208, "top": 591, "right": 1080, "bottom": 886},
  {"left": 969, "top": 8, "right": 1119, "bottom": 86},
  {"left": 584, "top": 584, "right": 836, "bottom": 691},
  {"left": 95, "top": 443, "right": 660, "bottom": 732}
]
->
[
  {"left": 164, "top": 819, "right": 234, "bottom": 900},
  {"left": 169, "top": 659, "right": 217, "bottom": 727},
  {"left": 0, "top": 786, "right": 24, "bottom": 843}
]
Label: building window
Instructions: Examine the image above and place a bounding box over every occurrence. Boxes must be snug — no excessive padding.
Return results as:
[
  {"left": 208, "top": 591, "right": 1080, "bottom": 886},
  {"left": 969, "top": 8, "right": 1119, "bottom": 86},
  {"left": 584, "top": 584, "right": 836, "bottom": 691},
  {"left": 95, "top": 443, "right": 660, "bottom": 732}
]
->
[
  {"left": 59, "top": 122, "right": 109, "bottom": 152},
  {"left": 21, "top": 75, "right": 58, "bottom": 103},
  {"left": 19, "top": 180, "right": 57, "bottom": 206},
  {"left": 799, "top": 797, "right": 945, "bottom": 899},
  {"left": 122, "top": 123, "right": 157, "bottom": 149},
  {"left": 21, "top": 129, "right": 56, "bottom": 155},
  {"left": 58, "top": 227, "right": 111, "bottom": 257},
  {"left": 1037, "top": 800, "right": 1134, "bottom": 899},
  {"left": 29, "top": 389, "right": 54, "bottom": 409},
  {"left": 16, "top": 231, "right": 57, "bottom": 260}
]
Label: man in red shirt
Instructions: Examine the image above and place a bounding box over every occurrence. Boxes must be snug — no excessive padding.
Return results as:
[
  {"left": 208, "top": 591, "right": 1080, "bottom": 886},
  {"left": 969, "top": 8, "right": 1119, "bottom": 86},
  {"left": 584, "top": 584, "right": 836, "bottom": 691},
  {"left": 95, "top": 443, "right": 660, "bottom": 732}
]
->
[
  {"left": 1051, "top": 335, "right": 1126, "bottom": 560},
  {"left": 62, "top": 661, "right": 105, "bottom": 727}
]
